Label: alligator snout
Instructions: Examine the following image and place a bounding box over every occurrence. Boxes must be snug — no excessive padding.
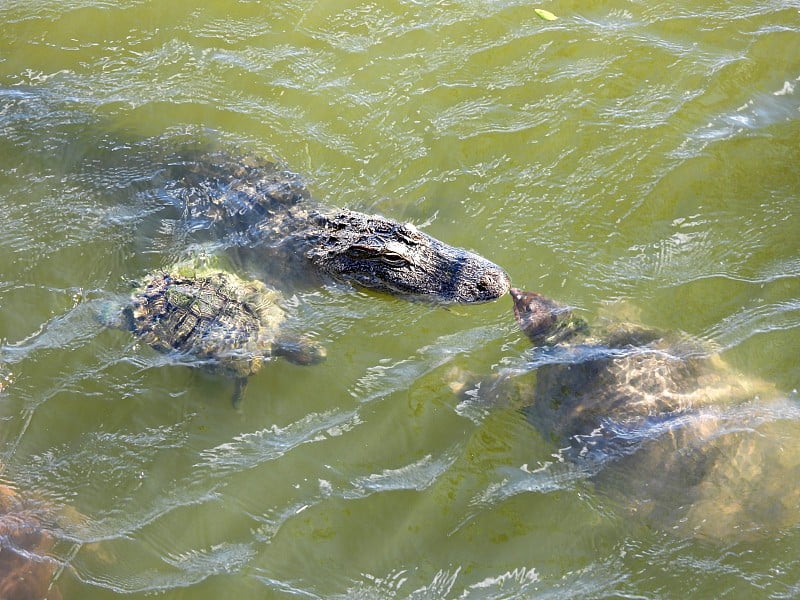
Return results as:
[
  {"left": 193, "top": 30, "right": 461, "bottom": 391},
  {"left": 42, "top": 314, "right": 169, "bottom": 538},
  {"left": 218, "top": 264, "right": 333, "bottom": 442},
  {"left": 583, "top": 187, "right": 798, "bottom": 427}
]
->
[
  {"left": 452, "top": 256, "right": 511, "bottom": 303},
  {"left": 479, "top": 267, "right": 511, "bottom": 298}
]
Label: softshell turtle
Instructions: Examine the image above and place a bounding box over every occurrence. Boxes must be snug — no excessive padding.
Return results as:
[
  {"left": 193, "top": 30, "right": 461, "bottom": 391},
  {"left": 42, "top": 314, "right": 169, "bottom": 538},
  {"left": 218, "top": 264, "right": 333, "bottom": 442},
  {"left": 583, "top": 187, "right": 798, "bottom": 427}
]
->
[
  {"left": 509, "top": 288, "right": 764, "bottom": 450},
  {"left": 506, "top": 288, "right": 798, "bottom": 540},
  {"left": 108, "top": 264, "right": 326, "bottom": 407}
]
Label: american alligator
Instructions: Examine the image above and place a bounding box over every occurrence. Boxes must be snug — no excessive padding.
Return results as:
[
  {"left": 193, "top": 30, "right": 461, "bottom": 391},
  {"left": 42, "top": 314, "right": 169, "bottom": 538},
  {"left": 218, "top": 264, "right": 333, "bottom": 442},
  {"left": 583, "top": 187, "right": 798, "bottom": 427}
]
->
[
  {"left": 456, "top": 288, "right": 796, "bottom": 540},
  {"left": 160, "top": 153, "right": 510, "bottom": 303},
  {"left": 106, "top": 264, "right": 326, "bottom": 407}
]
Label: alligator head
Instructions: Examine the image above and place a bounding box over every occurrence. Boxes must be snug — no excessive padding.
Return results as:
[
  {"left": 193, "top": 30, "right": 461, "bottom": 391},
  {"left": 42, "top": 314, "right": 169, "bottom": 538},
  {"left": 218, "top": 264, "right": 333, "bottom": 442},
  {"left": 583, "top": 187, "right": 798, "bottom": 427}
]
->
[{"left": 302, "top": 209, "right": 510, "bottom": 303}]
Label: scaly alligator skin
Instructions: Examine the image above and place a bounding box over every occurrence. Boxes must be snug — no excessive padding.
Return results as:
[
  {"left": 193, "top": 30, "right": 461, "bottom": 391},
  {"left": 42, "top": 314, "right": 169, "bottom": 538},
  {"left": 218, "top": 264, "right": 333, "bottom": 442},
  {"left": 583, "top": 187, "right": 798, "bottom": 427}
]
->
[{"left": 163, "top": 153, "right": 510, "bottom": 303}]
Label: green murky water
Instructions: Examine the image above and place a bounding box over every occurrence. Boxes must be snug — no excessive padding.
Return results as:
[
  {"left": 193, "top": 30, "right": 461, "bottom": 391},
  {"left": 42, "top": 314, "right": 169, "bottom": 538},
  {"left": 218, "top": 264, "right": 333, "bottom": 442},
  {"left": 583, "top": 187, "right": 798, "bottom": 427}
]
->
[{"left": 1, "top": 1, "right": 799, "bottom": 597}]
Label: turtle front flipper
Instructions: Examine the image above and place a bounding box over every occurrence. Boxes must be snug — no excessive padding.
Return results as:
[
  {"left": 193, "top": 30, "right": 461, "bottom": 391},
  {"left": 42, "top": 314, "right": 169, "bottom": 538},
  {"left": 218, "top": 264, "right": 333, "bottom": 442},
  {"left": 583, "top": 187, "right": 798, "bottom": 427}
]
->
[{"left": 271, "top": 335, "right": 327, "bottom": 366}]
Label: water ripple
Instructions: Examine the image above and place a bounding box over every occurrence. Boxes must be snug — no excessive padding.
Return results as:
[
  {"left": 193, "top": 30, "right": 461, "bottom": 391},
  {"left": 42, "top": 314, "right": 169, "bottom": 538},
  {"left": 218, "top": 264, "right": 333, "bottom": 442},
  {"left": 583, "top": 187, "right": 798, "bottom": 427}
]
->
[
  {"left": 351, "top": 451, "right": 459, "bottom": 495},
  {"left": 247, "top": 444, "right": 462, "bottom": 545},
  {"left": 194, "top": 409, "right": 361, "bottom": 480},
  {"left": 350, "top": 324, "right": 504, "bottom": 405},
  {"left": 74, "top": 542, "right": 250, "bottom": 595},
  {"left": 702, "top": 299, "right": 800, "bottom": 351},
  {"left": 340, "top": 564, "right": 541, "bottom": 600},
  {"left": 1, "top": 1, "right": 799, "bottom": 598},
  {"left": 680, "top": 76, "right": 800, "bottom": 154}
]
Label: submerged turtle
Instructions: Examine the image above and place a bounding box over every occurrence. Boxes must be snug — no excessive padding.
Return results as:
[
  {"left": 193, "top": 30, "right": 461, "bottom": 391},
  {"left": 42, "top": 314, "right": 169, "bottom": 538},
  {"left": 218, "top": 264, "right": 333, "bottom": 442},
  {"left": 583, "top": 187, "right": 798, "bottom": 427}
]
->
[
  {"left": 109, "top": 265, "right": 326, "bottom": 407},
  {"left": 509, "top": 288, "right": 766, "bottom": 449},
  {"left": 505, "top": 288, "right": 798, "bottom": 540},
  {"left": 0, "top": 482, "right": 65, "bottom": 600},
  {"left": 0, "top": 476, "right": 112, "bottom": 600}
]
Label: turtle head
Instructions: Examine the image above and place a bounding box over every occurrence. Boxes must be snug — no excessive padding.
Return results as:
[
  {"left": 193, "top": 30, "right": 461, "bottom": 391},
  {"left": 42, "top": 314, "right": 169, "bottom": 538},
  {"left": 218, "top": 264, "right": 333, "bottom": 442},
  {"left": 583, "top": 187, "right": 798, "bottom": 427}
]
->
[
  {"left": 94, "top": 298, "right": 131, "bottom": 331},
  {"left": 272, "top": 335, "right": 327, "bottom": 366},
  {"left": 510, "top": 288, "right": 588, "bottom": 346}
]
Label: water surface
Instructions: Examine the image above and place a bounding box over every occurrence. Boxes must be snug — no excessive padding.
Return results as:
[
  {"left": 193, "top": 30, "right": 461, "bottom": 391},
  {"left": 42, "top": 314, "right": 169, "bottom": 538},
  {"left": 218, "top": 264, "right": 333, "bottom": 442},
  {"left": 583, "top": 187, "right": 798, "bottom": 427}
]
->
[{"left": 1, "top": 1, "right": 799, "bottom": 598}]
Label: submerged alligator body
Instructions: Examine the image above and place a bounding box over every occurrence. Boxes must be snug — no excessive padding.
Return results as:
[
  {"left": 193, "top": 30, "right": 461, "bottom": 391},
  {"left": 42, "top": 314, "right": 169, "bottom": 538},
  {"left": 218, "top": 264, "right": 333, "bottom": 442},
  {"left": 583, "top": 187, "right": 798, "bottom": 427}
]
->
[{"left": 162, "top": 153, "right": 510, "bottom": 303}]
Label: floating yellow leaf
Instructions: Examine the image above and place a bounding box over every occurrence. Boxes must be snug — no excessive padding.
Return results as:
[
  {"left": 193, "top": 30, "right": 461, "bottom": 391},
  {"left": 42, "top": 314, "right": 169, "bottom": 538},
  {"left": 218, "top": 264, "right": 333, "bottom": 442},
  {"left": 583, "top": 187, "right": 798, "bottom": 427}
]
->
[{"left": 535, "top": 8, "right": 558, "bottom": 20}]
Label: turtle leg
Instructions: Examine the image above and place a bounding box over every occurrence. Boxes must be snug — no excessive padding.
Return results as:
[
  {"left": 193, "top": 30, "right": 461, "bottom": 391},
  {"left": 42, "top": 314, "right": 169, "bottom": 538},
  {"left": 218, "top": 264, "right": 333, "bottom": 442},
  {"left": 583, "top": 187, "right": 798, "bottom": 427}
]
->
[
  {"left": 231, "top": 377, "right": 249, "bottom": 409},
  {"left": 272, "top": 335, "right": 327, "bottom": 366}
]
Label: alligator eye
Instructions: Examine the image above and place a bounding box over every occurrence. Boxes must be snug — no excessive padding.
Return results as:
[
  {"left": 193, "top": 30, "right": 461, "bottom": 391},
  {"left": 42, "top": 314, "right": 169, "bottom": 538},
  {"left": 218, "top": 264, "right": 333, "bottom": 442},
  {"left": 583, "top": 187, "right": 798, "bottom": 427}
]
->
[
  {"left": 380, "top": 251, "right": 410, "bottom": 267},
  {"left": 344, "top": 246, "right": 409, "bottom": 267}
]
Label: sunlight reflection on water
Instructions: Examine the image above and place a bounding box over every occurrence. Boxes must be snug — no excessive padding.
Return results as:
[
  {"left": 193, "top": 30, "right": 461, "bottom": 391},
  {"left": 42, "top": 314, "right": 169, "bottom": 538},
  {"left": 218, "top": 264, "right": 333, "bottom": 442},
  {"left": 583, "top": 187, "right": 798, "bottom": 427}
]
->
[{"left": 1, "top": 0, "right": 799, "bottom": 598}]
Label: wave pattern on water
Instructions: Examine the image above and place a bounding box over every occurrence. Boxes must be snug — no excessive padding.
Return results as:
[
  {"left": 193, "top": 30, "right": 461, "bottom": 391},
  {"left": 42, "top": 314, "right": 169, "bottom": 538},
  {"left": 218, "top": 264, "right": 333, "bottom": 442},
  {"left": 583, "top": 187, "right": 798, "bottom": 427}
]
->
[
  {"left": 0, "top": 0, "right": 799, "bottom": 598},
  {"left": 194, "top": 409, "right": 362, "bottom": 480}
]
